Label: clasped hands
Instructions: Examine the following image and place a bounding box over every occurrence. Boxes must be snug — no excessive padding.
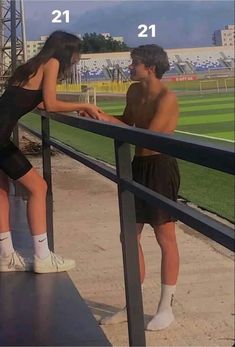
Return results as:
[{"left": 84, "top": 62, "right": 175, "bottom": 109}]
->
[
  {"left": 77, "top": 104, "right": 110, "bottom": 122},
  {"left": 36, "top": 102, "right": 110, "bottom": 122}
]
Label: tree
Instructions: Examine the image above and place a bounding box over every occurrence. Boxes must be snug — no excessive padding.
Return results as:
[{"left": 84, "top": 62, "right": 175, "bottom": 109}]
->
[{"left": 82, "top": 33, "right": 130, "bottom": 53}]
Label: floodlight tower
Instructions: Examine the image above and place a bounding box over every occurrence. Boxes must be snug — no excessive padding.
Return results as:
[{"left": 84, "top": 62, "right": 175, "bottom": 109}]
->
[{"left": 0, "top": 0, "right": 27, "bottom": 91}]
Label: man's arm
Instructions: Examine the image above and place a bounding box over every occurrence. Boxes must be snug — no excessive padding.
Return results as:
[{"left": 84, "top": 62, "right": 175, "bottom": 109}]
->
[
  {"left": 148, "top": 92, "right": 179, "bottom": 133},
  {"left": 85, "top": 84, "right": 135, "bottom": 125},
  {"left": 114, "top": 99, "right": 134, "bottom": 125},
  {"left": 99, "top": 102, "right": 133, "bottom": 125}
]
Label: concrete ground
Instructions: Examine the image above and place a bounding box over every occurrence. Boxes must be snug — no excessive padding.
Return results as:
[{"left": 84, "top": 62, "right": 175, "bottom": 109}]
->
[{"left": 20, "top": 147, "right": 234, "bottom": 347}]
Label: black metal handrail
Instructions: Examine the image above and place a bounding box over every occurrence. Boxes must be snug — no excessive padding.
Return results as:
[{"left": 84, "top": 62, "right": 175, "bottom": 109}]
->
[{"left": 18, "top": 110, "right": 234, "bottom": 347}]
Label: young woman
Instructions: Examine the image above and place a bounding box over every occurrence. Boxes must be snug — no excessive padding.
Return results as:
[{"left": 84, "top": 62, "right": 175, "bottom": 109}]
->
[{"left": 0, "top": 30, "right": 102, "bottom": 273}]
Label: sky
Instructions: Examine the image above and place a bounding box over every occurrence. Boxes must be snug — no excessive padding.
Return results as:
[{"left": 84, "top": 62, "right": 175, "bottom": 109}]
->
[{"left": 22, "top": 0, "right": 234, "bottom": 49}]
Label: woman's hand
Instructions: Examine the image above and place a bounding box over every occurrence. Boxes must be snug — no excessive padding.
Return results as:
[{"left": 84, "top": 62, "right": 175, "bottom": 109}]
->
[
  {"left": 78, "top": 104, "right": 103, "bottom": 119},
  {"left": 78, "top": 108, "right": 111, "bottom": 122}
]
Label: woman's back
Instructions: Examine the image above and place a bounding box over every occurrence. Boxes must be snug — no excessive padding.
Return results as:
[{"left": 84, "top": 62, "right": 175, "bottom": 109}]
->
[{"left": 0, "top": 86, "right": 43, "bottom": 147}]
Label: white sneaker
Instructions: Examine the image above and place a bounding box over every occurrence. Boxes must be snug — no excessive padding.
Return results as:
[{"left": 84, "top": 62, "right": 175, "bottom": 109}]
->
[
  {"left": 0, "top": 251, "right": 34, "bottom": 272},
  {"left": 100, "top": 307, "right": 127, "bottom": 325},
  {"left": 34, "top": 251, "right": 76, "bottom": 273}
]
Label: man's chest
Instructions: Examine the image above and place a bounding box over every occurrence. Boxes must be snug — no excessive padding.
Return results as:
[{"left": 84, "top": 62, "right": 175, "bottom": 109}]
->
[{"left": 130, "top": 99, "right": 158, "bottom": 128}]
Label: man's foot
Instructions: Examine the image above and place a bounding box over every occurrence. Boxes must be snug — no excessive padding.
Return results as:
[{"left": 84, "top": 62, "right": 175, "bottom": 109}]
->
[
  {"left": 34, "top": 251, "right": 76, "bottom": 273},
  {"left": 100, "top": 307, "right": 127, "bottom": 325},
  {"left": 0, "top": 251, "right": 34, "bottom": 272},
  {"left": 146, "top": 309, "right": 175, "bottom": 331}
]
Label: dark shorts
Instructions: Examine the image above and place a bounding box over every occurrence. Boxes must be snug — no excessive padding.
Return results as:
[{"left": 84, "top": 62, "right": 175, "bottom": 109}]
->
[
  {"left": 132, "top": 154, "right": 180, "bottom": 228},
  {"left": 0, "top": 140, "right": 32, "bottom": 180}
]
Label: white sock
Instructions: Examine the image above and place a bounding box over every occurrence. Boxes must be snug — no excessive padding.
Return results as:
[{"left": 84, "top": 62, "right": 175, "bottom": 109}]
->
[
  {"left": 32, "top": 233, "right": 50, "bottom": 260},
  {"left": 0, "top": 231, "right": 15, "bottom": 257},
  {"left": 100, "top": 283, "right": 144, "bottom": 325},
  {"left": 147, "top": 284, "right": 176, "bottom": 331}
]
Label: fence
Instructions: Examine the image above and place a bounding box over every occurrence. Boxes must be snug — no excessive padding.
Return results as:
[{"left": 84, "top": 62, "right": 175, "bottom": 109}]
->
[{"left": 18, "top": 109, "right": 235, "bottom": 346}]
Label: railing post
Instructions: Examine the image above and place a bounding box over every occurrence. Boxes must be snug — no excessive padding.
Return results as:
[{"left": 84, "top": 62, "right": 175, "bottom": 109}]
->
[
  {"left": 41, "top": 113, "right": 54, "bottom": 252},
  {"left": 114, "top": 140, "right": 146, "bottom": 347},
  {"left": 11, "top": 0, "right": 22, "bottom": 198}
]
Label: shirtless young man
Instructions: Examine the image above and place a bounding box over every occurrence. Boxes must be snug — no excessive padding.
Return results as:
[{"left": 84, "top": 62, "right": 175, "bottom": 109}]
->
[{"left": 83, "top": 44, "right": 180, "bottom": 330}]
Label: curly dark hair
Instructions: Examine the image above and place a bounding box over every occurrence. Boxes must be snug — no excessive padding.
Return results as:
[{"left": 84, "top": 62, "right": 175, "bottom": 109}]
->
[{"left": 131, "top": 44, "right": 170, "bottom": 79}]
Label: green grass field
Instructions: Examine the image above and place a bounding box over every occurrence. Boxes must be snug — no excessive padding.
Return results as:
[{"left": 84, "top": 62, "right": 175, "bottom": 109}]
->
[{"left": 21, "top": 92, "right": 235, "bottom": 223}]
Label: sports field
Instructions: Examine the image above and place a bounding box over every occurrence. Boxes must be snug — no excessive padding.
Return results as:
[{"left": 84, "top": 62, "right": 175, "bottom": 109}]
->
[
  {"left": 98, "top": 92, "right": 234, "bottom": 142},
  {"left": 22, "top": 92, "right": 235, "bottom": 223}
]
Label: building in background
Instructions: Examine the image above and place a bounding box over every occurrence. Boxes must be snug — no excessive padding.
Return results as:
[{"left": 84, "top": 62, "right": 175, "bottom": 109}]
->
[
  {"left": 112, "top": 36, "right": 124, "bottom": 43},
  {"left": 4, "top": 33, "right": 83, "bottom": 66},
  {"left": 212, "top": 25, "right": 235, "bottom": 46},
  {"left": 101, "top": 32, "right": 124, "bottom": 43}
]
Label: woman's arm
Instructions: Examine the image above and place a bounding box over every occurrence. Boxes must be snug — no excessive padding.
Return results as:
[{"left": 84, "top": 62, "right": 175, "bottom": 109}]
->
[
  {"left": 42, "top": 58, "right": 101, "bottom": 117},
  {"left": 36, "top": 101, "right": 45, "bottom": 110},
  {"left": 80, "top": 84, "right": 135, "bottom": 126},
  {"left": 80, "top": 110, "right": 125, "bottom": 125}
]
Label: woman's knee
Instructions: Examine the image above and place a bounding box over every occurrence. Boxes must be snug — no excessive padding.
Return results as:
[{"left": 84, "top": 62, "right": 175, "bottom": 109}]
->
[
  {"left": 17, "top": 168, "right": 48, "bottom": 195},
  {"left": 0, "top": 170, "right": 9, "bottom": 196},
  {"left": 36, "top": 179, "right": 48, "bottom": 194}
]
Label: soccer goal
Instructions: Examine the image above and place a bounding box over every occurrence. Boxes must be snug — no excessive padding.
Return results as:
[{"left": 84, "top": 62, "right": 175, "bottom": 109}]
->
[
  {"left": 199, "top": 79, "right": 220, "bottom": 94},
  {"left": 77, "top": 86, "right": 97, "bottom": 105},
  {"left": 224, "top": 78, "right": 235, "bottom": 92}
]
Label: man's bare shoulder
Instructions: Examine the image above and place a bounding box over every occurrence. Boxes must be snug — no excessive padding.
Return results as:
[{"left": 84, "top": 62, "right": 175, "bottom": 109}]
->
[
  {"left": 156, "top": 89, "right": 179, "bottom": 118},
  {"left": 159, "top": 88, "right": 178, "bottom": 106},
  {"left": 159, "top": 89, "right": 178, "bottom": 107}
]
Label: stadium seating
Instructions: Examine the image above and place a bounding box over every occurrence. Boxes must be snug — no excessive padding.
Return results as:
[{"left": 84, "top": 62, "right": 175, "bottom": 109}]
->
[
  {"left": 179, "top": 51, "right": 226, "bottom": 71},
  {"left": 78, "top": 48, "right": 234, "bottom": 81}
]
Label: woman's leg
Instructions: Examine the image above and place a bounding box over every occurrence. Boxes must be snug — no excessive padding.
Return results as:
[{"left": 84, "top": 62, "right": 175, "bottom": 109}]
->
[
  {"left": 16, "top": 167, "right": 52, "bottom": 260},
  {"left": 16, "top": 167, "right": 75, "bottom": 272},
  {"left": 0, "top": 150, "right": 75, "bottom": 272},
  {"left": 16, "top": 167, "right": 48, "bottom": 235},
  {"left": 0, "top": 170, "right": 10, "bottom": 232},
  {"left": 0, "top": 170, "right": 15, "bottom": 257}
]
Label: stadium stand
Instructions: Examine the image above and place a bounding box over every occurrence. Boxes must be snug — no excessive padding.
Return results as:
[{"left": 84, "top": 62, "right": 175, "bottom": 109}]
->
[{"left": 77, "top": 47, "right": 234, "bottom": 82}]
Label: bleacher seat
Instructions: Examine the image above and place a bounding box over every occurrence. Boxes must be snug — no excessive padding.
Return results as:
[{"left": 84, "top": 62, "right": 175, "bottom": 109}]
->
[{"left": 78, "top": 48, "right": 234, "bottom": 81}]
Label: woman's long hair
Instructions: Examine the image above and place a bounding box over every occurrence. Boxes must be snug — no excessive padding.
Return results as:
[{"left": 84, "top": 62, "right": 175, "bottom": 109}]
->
[{"left": 5, "top": 30, "right": 82, "bottom": 87}]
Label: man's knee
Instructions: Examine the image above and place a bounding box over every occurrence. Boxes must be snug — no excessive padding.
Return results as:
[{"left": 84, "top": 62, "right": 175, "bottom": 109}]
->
[
  {"left": 119, "top": 224, "right": 143, "bottom": 244},
  {"left": 154, "top": 222, "right": 177, "bottom": 249}
]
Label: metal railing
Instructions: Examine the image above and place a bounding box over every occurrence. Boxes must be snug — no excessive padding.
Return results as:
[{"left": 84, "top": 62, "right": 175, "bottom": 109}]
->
[{"left": 19, "top": 109, "right": 235, "bottom": 346}]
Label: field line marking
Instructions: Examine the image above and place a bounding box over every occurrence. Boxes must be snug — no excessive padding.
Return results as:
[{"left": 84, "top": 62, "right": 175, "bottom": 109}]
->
[{"left": 175, "top": 130, "right": 234, "bottom": 143}]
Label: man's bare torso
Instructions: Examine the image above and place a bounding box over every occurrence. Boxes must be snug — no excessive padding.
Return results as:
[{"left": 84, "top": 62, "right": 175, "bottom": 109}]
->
[{"left": 125, "top": 82, "right": 179, "bottom": 156}]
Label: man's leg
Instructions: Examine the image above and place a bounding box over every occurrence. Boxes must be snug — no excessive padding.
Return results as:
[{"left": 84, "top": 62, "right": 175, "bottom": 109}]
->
[
  {"left": 155, "top": 221, "right": 179, "bottom": 284},
  {"left": 147, "top": 221, "right": 180, "bottom": 330},
  {"left": 100, "top": 223, "right": 144, "bottom": 325},
  {"left": 137, "top": 223, "right": 145, "bottom": 284}
]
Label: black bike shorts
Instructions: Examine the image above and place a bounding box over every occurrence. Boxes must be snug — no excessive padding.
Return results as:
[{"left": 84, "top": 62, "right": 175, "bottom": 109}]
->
[{"left": 0, "top": 140, "right": 32, "bottom": 180}]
